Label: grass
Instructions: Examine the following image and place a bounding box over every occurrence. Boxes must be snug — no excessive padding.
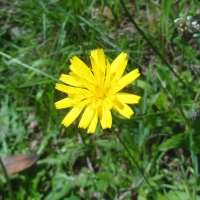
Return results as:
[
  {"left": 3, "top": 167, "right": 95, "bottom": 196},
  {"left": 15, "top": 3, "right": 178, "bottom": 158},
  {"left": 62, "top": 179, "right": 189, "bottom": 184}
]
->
[{"left": 1, "top": 0, "right": 200, "bottom": 199}]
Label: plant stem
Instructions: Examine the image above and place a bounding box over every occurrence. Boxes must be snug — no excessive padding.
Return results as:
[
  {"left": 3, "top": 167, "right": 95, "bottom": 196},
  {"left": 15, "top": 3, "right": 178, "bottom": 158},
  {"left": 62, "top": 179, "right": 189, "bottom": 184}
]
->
[
  {"left": 119, "top": 0, "right": 191, "bottom": 91},
  {"left": 0, "top": 51, "right": 59, "bottom": 82},
  {"left": 194, "top": 87, "right": 200, "bottom": 102},
  {"left": 189, "top": 125, "right": 197, "bottom": 199},
  {"left": 182, "top": 43, "right": 185, "bottom": 68},
  {"left": 0, "top": 157, "right": 14, "bottom": 200},
  {"left": 112, "top": 130, "right": 153, "bottom": 192}
]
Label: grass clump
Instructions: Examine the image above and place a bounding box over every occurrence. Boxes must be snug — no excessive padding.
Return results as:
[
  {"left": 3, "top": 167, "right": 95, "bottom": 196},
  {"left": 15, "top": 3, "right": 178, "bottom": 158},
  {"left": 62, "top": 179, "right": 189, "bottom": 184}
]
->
[{"left": 1, "top": 0, "right": 200, "bottom": 199}]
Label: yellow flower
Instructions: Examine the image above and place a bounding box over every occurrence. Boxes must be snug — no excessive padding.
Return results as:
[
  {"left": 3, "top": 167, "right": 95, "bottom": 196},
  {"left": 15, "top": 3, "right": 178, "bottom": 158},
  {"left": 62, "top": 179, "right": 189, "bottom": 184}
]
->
[{"left": 55, "top": 49, "right": 141, "bottom": 133}]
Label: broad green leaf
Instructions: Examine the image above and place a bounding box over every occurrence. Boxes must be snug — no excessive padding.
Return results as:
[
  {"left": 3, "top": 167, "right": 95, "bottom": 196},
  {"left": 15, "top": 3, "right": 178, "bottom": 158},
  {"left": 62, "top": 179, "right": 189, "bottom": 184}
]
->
[{"left": 158, "top": 133, "right": 200, "bottom": 152}]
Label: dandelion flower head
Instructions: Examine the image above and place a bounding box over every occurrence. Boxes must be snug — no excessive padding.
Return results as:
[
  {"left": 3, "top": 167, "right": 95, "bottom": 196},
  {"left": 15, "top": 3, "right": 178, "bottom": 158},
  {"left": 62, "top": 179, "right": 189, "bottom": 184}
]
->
[{"left": 55, "top": 49, "right": 141, "bottom": 133}]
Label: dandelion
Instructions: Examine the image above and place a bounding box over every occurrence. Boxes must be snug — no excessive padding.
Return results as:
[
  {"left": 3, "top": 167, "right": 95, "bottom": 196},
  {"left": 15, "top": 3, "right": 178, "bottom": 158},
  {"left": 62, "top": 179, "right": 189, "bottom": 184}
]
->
[{"left": 55, "top": 49, "right": 141, "bottom": 133}]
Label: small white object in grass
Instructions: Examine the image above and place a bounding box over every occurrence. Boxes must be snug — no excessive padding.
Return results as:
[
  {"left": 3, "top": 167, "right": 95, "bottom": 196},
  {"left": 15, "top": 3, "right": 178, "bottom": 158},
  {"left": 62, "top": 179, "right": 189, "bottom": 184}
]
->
[
  {"left": 174, "top": 18, "right": 182, "bottom": 24},
  {"left": 188, "top": 107, "right": 198, "bottom": 121}
]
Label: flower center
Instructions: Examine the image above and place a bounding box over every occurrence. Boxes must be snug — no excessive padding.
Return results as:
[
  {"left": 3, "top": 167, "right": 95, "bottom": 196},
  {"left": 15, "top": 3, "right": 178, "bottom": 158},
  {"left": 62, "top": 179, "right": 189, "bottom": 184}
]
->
[{"left": 94, "top": 84, "right": 107, "bottom": 99}]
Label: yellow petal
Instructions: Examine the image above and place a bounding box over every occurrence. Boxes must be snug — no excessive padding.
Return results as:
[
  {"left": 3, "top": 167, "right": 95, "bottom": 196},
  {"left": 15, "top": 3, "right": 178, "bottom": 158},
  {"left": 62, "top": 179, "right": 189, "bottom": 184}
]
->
[
  {"left": 55, "top": 83, "right": 90, "bottom": 95},
  {"left": 68, "top": 92, "right": 92, "bottom": 101},
  {"left": 116, "top": 93, "right": 141, "bottom": 104},
  {"left": 111, "top": 53, "right": 128, "bottom": 81},
  {"left": 114, "top": 59, "right": 128, "bottom": 81},
  {"left": 79, "top": 106, "right": 94, "bottom": 128},
  {"left": 113, "top": 100, "right": 134, "bottom": 118},
  {"left": 113, "top": 69, "right": 140, "bottom": 92},
  {"left": 55, "top": 84, "right": 78, "bottom": 94},
  {"left": 99, "top": 107, "right": 112, "bottom": 129},
  {"left": 55, "top": 98, "right": 72, "bottom": 109},
  {"left": 91, "top": 49, "right": 106, "bottom": 74},
  {"left": 69, "top": 72, "right": 95, "bottom": 92},
  {"left": 105, "top": 58, "right": 111, "bottom": 83},
  {"left": 72, "top": 98, "right": 91, "bottom": 108},
  {"left": 110, "top": 52, "right": 127, "bottom": 74},
  {"left": 59, "top": 74, "right": 81, "bottom": 86},
  {"left": 90, "top": 56, "right": 101, "bottom": 84},
  {"left": 62, "top": 107, "right": 83, "bottom": 127},
  {"left": 102, "top": 96, "right": 114, "bottom": 110},
  {"left": 87, "top": 111, "right": 98, "bottom": 133},
  {"left": 70, "top": 56, "right": 95, "bottom": 81}
]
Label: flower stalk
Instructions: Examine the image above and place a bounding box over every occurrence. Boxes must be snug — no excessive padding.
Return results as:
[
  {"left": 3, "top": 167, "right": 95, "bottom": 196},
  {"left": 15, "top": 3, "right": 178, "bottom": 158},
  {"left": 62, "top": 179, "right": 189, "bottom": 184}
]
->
[{"left": 112, "top": 129, "right": 154, "bottom": 192}]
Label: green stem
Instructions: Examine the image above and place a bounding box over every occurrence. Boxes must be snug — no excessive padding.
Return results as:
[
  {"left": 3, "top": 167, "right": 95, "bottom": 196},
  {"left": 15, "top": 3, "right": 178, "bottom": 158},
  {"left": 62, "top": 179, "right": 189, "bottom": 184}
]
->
[
  {"left": 112, "top": 130, "right": 153, "bottom": 191},
  {"left": 71, "top": 0, "right": 88, "bottom": 65},
  {"left": 0, "top": 51, "right": 59, "bottom": 82},
  {"left": 194, "top": 87, "right": 200, "bottom": 102},
  {"left": 182, "top": 43, "right": 185, "bottom": 68},
  {"left": 0, "top": 157, "right": 14, "bottom": 200},
  {"left": 119, "top": 0, "right": 191, "bottom": 91},
  {"left": 189, "top": 125, "right": 197, "bottom": 199}
]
